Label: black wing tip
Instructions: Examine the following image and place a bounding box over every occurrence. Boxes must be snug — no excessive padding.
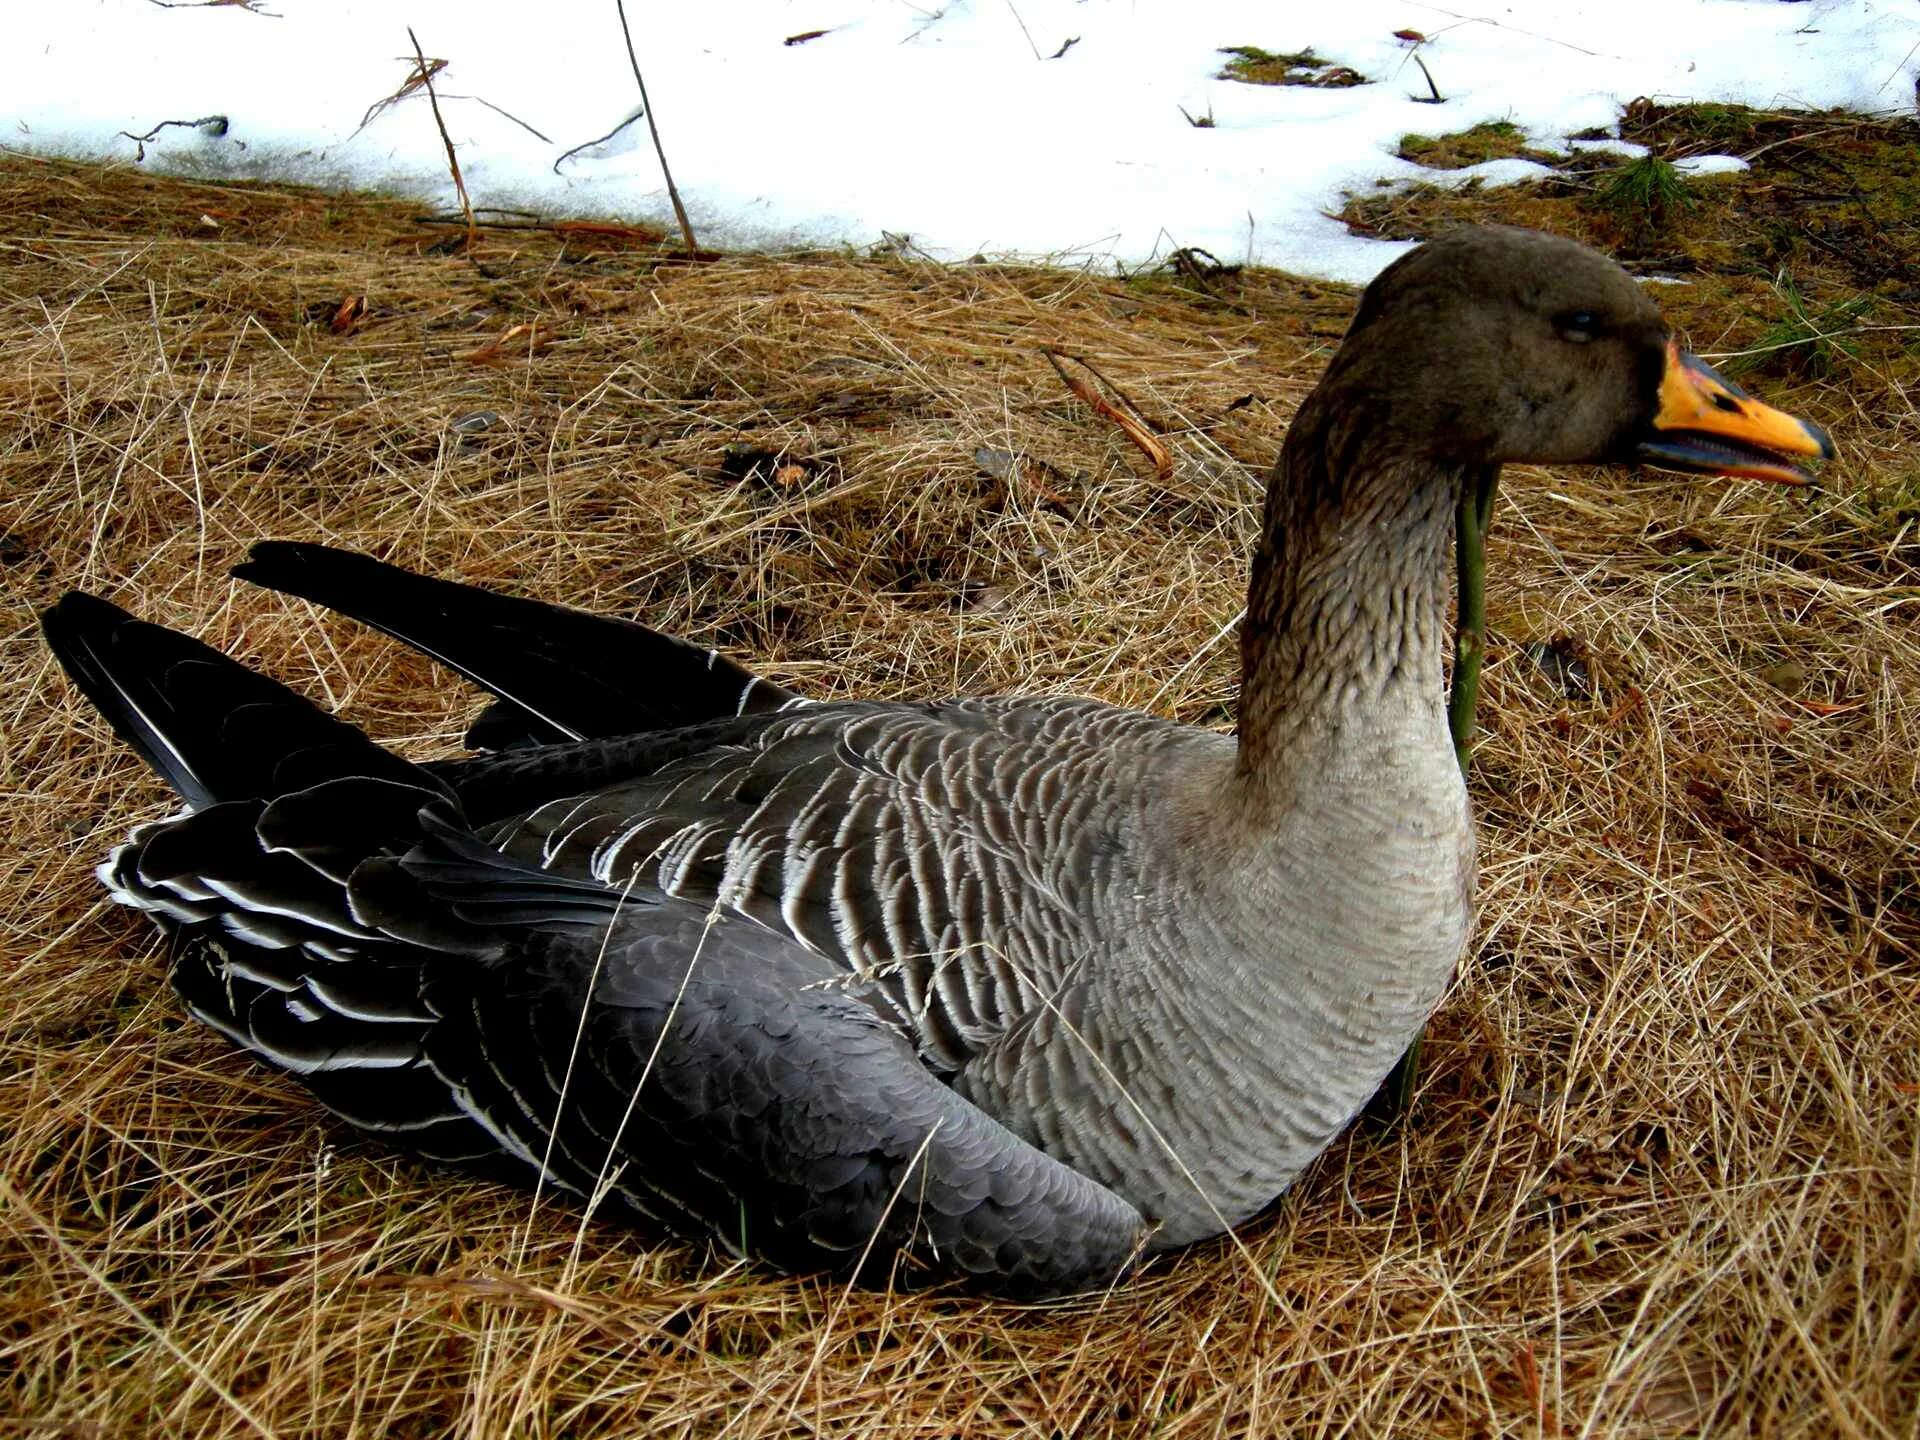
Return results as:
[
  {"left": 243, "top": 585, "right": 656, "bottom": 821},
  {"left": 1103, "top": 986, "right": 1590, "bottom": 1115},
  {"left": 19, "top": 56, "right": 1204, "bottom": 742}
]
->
[
  {"left": 40, "top": 590, "right": 218, "bottom": 806},
  {"left": 40, "top": 592, "right": 139, "bottom": 687},
  {"left": 41, "top": 589, "right": 134, "bottom": 636},
  {"left": 233, "top": 539, "right": 370, "bottom": 589}
]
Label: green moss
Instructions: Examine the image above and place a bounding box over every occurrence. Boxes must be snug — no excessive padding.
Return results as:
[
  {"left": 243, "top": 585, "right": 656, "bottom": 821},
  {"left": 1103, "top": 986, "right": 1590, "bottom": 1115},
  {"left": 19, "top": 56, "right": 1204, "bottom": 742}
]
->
[
  {"left": 1397, "top": 121, "right": 1557, "bottom": 170},
  {"left": 1218, "top": 45, "right": 1365, "bottom": 87},
  {"left": 1622, "top": 99, "right": 1766, "bottom": 150}
]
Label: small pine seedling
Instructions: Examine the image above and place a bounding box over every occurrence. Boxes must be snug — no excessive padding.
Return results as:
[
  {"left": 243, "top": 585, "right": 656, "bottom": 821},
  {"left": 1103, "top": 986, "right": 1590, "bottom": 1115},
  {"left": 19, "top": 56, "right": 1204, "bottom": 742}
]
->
[{"left": 1593, "top": 155, "right": 1694, "bottom": 236}]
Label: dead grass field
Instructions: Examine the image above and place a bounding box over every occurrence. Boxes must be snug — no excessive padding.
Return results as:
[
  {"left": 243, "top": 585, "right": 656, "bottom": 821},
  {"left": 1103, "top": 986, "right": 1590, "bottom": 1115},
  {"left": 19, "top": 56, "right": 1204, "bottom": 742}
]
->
[{"left": 2, "top": 140, "right": 1916, "bottom": 1437}]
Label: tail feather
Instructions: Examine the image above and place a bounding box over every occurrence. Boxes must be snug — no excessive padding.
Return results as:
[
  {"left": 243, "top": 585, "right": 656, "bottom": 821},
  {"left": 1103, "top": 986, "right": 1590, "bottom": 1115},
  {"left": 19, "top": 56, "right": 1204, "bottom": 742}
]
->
[
  {"left": 49, "top": 589, "right": 545, "bottom": 1179},
  {"left": 231, "top": 541, "right": 801, "bottom": 748},
  {"left": 41, "top": 592, "right": 441, "bottom": 808}
]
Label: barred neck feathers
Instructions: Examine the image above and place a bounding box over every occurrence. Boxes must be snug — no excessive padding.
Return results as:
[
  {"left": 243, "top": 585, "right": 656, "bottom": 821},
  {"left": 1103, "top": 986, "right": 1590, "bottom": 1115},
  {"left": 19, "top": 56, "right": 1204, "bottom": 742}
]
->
[{"left": 1233, "top": 380, "right": 1478, "bottom": 789}]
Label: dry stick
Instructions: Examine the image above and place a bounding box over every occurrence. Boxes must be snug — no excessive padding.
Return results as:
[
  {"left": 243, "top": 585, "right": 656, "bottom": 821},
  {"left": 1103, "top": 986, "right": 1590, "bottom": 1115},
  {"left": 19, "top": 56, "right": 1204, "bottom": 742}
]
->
[
  {"left": 148, "top": 0, "right": 277, "bottom": 10},
  {"left": 1410, "top": 52, "right": 1444, "bottom": 104},
  {"left": 407, "top": 28, "right": 476, "bottom": 256},
  {"left": 1377, "top": 466, "right": 1498, "bottom": 1122},
  {"left": 1044, "top": 349, "right": 1174, "bottom": 482},
  {"left": 613, "top": 0, "right": 699, "bottom": 254},
  {"left": 358, "top": 57, "right": 444, "bottom": 134},
  {"left": 1003, "top": 0, "right": 1044, "bottom": 62},
  {"left": 120, "top": 114, "right": 229, "bottom": 145},
  {"left": 1450, "top": 468, "right": 1499, "bottom": 774}
]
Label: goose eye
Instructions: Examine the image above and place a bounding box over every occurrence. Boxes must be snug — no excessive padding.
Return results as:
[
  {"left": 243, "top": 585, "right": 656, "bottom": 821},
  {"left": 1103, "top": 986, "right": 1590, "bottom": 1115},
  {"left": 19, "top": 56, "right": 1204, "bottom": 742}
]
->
[{"left": 1556, "top": 310, "right": 1601, "bottom": 343}]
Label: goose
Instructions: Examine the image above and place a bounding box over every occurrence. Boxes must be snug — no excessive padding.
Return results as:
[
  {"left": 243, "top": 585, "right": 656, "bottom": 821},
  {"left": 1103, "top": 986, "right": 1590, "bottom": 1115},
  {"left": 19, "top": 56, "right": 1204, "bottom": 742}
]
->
[{"left": 43, "top": 227, "right": 1831, "bottom": 1295}]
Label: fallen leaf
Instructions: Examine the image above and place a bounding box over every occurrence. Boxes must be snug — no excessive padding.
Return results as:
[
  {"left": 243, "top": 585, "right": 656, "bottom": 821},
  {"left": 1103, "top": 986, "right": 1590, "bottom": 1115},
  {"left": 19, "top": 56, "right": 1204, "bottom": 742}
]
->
[
  {"left": 460, "top": 321, "right": 541, "bottom": 365},
  {"left": 551, "top": 219, "right": 666, "bottom": 247},
  {"left": 1625, "top": 1352, "right": 1726, "bottom": 1432},
  {"left": 1604, "top": 684, "right": 1644, "bottom": 727},
  {"left": 973, "top": 448, "right": 1018, "bottom": 481},
  {"left": 329, "top": 295, "right": 368, "bottom": 335}
]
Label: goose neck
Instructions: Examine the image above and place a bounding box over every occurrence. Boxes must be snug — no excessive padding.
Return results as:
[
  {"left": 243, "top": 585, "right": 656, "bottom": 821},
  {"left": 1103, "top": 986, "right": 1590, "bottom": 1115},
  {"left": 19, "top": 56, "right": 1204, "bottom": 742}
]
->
[{"left": 1234, "top": 395, "right": 1486, "bottom": 791}]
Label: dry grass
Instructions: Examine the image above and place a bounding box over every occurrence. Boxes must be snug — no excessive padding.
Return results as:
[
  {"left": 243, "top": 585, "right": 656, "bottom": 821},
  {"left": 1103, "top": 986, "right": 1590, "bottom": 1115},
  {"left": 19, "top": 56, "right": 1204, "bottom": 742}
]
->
[{"left": 1, "top": 148, "right": 1916, "bottom": 1437}]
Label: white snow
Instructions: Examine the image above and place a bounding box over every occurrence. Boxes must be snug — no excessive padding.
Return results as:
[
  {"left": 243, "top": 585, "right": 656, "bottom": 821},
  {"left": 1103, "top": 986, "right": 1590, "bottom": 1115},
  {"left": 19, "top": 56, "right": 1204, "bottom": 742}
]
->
[
  {"left": 1566, "top": 138, "right": 1651, "bottom": 159},
  {"left": 7, "top": 1, "right": 1918, "bottom": 283},
  {"left": 1427, "top": 158, "right": 1561, "bottom": 189},
  {"left": 1672, "top": 153, "right": 1752, "bottom": 176}
]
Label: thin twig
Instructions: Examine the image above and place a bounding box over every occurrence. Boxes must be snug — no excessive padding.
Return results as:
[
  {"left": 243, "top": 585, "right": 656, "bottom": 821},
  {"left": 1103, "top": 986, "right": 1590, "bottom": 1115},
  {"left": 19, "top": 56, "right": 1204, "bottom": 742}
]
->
[
  {"left": 122, "top": 115, "right": 229, "bottom": 144},
  {"left": 118, "top": 115, "right": 228, "bottom": 161},
  {"left": 1449, "top": 467, "right": 1499, "bottom": 774},
  {"left": 1395, "top": 6, "right": 1609, "bottom": 57},
  {"left": 613, "top": 0, "right": 699, "bottom": 253},
  {"left": 359, "top": 56, "right": 445, "bottom": 134},
  {"left": 407, "top": 29, "right": 476, "bottom": 257},
  {"left": 147, "top": 0, "right": 278, "bottom": 11},
  {"left": 410, "top": 212, "right": 665, "bottom": 245},
  {"left": 552, "top": 108, "right": 648, "bottom": 176},
  {"left": 451, "top": 94, "right": 553, "bottom": 144},
  {"left": 1003, "top": 0, "right": 1043, "bottom": 62}
]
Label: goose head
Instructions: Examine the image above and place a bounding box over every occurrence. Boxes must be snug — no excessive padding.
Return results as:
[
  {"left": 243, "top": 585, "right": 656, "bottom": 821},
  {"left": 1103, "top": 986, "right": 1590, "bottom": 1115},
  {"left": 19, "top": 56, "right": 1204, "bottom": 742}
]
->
[
  {"left": 1238, "top": 226, "right": 1833, "bottom": 774},
  {"left": 1320, "top": 225, "right": 1833, "bottom": 481}
]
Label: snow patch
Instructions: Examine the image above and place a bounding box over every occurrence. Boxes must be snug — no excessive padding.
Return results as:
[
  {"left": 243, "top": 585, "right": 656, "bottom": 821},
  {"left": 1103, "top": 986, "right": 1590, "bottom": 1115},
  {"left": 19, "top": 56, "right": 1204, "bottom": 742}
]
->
[{"left": 6, "top": 1, "right": 1916, "bottom": 283}]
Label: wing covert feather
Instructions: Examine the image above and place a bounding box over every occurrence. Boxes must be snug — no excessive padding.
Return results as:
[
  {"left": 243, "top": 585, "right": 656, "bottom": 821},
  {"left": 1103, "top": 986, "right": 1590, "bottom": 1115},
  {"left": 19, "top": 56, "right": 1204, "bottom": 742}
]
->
[{"left": 478, "top": 698, "right": 1188, "bottom": 1070}]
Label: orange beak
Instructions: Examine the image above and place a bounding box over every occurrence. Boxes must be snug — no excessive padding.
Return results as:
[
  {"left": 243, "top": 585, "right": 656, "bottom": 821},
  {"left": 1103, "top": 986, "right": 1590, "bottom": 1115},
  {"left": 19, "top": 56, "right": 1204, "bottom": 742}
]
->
[{"left": 1637, "top": 340, "right": 1834, "bottom": 485}]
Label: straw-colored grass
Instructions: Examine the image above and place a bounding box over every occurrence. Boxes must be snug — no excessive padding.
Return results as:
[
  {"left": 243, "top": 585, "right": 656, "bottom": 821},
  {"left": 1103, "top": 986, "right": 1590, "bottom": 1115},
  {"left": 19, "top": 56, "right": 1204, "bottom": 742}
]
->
[{"left": 2, "top": 150, "right": 1916, "bottom": 1437}]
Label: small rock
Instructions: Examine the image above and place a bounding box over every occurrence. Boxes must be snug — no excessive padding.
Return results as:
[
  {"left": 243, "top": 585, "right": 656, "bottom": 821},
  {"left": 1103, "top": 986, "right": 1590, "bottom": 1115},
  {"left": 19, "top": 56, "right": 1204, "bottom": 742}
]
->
[
  {"left": 1528, "top": 637, "right": 1593, "bottom": 701},
  {"left": 1756, "top": 660, "right": 1808, "bottom": 696},
  {"left": 973, "top": 447, "right": 1017, "bottom": 481}
]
